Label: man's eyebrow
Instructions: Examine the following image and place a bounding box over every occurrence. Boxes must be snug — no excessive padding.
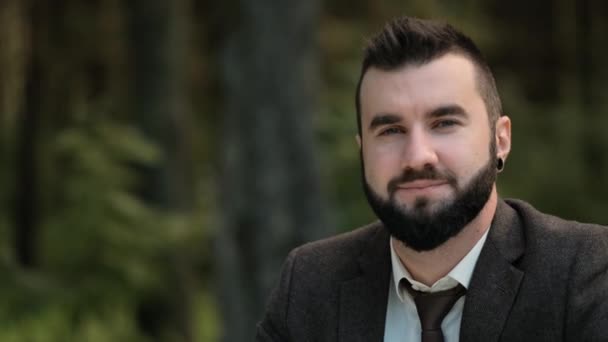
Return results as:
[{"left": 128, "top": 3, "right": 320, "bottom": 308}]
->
[
  {"left": 369, "top": 113, "right": 402, "bottom": 131},
  {"left": 427, "top": 104, "right": 468, "bottom": 119}
]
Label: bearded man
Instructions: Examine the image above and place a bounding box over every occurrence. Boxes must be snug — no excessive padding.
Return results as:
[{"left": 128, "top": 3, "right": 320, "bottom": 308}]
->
[{"left": 256, "top": 16, "right": 608, "bottom": 342}]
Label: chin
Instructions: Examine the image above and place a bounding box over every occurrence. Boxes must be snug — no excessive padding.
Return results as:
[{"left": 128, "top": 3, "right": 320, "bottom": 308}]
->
[{"left": 396, "top": 194, "right": 455, "bottom": 214}]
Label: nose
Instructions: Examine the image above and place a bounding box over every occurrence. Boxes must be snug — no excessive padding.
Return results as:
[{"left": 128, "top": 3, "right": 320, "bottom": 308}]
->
[{"left": 401, "top": 125, "right": 439, "bottom": 170}]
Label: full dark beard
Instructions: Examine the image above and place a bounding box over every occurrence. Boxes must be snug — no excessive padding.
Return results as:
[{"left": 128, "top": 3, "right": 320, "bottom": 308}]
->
[{"left": 362, "top": 146, "right": 497, "bottom": 252}]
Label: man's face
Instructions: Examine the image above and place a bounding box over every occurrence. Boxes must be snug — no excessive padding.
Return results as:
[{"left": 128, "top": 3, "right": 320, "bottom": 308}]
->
[{"left": 358, "top": 53, "right": 506, "bottom": 251}]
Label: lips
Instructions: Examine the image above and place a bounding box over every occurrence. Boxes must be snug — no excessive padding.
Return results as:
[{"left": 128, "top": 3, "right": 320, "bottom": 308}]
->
[{"left": 396, "top": 179, "right": 448, "bottom": 190}]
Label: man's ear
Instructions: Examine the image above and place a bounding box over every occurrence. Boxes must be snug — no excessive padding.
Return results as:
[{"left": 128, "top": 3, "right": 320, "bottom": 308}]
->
[
  {"left": 356, "top": 134, "right": 362, "bottom": 149},
  {"left": 495, "top": 115, "right": 511, "bottom": 161}
]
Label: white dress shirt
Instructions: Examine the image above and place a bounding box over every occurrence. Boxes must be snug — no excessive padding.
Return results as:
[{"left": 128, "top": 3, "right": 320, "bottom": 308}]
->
[{"left": 384, "top": 229, "right": 489, "bottom": 342}]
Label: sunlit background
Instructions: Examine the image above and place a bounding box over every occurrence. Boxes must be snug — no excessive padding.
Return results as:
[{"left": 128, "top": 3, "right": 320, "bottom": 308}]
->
[{"left": 1, "top": 0, "right": 607, "bottom": 341}]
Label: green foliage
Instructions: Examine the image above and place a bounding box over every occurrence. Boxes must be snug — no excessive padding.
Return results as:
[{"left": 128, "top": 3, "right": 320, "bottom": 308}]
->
[
  {"left": 0, "top": 115, "right": 216, "bottom": 341},
  {"left": 0, "top": 281, "right": 147, "bottom": 342},
  {"left": 45, "top": 118, "right": 164, "bottom": 287},
  {"left": 195, "top": 291, "right": 220, "bottom": 342}
]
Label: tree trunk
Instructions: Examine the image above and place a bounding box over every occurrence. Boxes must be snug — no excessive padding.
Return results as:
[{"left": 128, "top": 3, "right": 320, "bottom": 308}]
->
[
  {"left": 13, "top": 0, "right": 48, "bottom": 269},
  {"left": 127, "top": 0, "right": 195, "bottom": 340},
  {"left": 216, "top": 1, "right": 327, "bottom": 340}
]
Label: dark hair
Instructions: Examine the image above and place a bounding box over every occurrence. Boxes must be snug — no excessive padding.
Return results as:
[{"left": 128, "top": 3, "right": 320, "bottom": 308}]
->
[{"left": 355, "top": 17, "right": 502, "bottom": 134}]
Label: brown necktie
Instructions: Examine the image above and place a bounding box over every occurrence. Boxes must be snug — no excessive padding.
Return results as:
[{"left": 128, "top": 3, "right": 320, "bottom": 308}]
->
[{"left": 402, "top": 280, "right": 466, "bottom": 342}]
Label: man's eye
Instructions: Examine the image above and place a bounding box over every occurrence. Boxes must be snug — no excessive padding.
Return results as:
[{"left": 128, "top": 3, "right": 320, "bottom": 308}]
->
[
  {"left": 433, "top": 120, "right": 458, "bottom": 129},
  {"left": 379, "top": 127, "right": 403, "bottom": 136}
]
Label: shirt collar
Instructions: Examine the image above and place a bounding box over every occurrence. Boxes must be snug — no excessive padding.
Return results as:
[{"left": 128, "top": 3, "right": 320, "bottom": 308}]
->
[{"left": 390, "top": 228, "right": 489, "bottom": 302}]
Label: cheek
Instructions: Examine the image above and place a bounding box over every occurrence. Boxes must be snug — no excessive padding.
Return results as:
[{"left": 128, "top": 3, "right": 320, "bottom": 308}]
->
[
  {"left": 436, "top": 133, "right": 489, "bottom": 177},
  {"left": 363, "top": 144, "right": 404, "bottom": 188}
]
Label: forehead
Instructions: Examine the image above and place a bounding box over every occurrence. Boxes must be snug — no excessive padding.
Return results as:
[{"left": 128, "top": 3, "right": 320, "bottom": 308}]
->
[{"left": 359, "top": 53, "right": 485, "bottom": 124}]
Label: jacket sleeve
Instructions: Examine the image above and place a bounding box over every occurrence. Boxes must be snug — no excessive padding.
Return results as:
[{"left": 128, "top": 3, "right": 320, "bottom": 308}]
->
[
  {"left": 564, "top": 225, "right": 608, "bottom": 341},
  {"left": 256, "top": 248, "right": 298, "bottom": 341}
]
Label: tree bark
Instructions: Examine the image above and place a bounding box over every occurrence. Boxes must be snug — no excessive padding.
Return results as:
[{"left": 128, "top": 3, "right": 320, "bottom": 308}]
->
[
  {"left": 13, "top": 0, "right": 48, "bottom": 269},
  {"left": 127, "top": 0, "right": 195, "bottom": 340},
  {"left": 216, "top": 1, "right": 327, "bottom": 340}
]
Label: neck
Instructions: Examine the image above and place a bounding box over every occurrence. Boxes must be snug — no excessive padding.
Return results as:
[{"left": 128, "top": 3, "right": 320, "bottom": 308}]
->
[{"left": 394, "top": 187, "right": 498, "bottom": 286}]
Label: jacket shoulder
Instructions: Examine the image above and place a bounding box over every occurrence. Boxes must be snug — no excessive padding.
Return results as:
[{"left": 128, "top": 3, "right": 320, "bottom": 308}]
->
[
  {"left": 290, "top": 221, "right": 385, "bottom": 280},
  {"left": 502, "top": 198, "right": 608, "bottom": 291},
  {"left": 256, "top": 222, "right": 387, "bottom": 341},
  {"left": 505, "top": 198, "right": 608, "bottom": 241},
  {"left": 502, "top": 199, "right": 608, "bottom": 339}
]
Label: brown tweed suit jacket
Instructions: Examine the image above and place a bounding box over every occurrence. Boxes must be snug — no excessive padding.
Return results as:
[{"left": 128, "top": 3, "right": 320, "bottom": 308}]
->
[{"left": 256, "top": 199, "right": 608, "bottom": 341}]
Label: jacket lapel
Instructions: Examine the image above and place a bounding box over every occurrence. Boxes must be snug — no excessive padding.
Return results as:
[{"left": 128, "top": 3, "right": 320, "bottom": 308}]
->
[
  {"left": 339, "top": 223, "right": 391, "bottom": 342},
  {"left": 460, "top": 200, "right": 525, "bottom": 342}
]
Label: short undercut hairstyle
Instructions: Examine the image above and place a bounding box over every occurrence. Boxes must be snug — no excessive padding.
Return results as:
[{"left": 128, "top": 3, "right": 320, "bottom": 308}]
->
[{"left": 355, "top": 17, "right": 502, "bottom": 134}]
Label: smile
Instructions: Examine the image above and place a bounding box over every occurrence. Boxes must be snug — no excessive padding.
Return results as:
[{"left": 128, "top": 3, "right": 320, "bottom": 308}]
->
[{"left": 396, "top": 180, "right": 449, "bottom": 191}]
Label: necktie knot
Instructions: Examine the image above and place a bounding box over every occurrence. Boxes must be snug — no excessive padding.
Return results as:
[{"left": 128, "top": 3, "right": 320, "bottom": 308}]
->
[{"left": 402, "top": 280, "right": 466, "bottom": 342}]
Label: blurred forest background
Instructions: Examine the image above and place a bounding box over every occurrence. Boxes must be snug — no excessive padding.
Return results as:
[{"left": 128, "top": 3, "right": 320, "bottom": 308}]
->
[{"left": 1, "top": 0, "right": 608, "bottom": 341}]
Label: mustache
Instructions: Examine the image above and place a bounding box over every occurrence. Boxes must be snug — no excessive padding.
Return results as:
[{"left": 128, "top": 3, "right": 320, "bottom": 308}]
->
[{"left": 387, "top": 165, "right": 457, "bottom": 195}]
